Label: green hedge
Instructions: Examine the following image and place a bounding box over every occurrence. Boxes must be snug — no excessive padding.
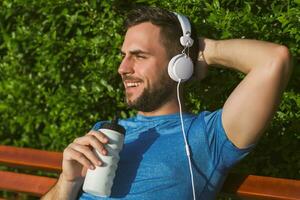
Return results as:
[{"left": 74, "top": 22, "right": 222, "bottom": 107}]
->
[{"left": 1, "top": 0, "right": 299, "bottom": 179}]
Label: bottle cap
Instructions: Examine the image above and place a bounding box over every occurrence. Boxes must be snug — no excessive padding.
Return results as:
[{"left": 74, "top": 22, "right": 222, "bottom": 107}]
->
[{"left": 100, "top": 116, "right": 125, "bottom": 135}]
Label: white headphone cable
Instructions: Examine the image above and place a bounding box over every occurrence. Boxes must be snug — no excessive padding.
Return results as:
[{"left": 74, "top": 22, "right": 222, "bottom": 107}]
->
[{"left": 177, "top": 79, "right": 196, "bottom": 200}]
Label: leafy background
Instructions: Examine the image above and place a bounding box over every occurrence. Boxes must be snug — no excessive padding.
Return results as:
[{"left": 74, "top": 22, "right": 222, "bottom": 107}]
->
[{"left": 0, "top": 0, "right": 299, "bottom": 198}]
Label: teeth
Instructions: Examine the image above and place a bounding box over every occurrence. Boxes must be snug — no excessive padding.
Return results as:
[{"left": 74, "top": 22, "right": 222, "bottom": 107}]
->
[{"left": 126, "top": 82, "right": 140, "bottom": 87}]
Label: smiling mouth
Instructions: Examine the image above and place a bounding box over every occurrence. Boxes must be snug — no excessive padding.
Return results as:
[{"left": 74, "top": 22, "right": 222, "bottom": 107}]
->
[{"left": 124, "top": 81, "right": 142, "bottom": 89}]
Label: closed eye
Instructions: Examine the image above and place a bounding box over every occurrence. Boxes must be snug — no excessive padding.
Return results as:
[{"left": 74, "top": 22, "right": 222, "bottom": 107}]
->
[
  {"left": 136, "top": 54, "right": 147, "bottom": 59},
  {"left": 120, "top": 49, "right": 150, "bottom": 60}
]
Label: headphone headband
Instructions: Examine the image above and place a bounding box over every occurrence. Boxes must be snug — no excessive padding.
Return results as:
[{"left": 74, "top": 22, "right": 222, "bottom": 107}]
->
[{"left": 173, "top": 12, "right": 194, "bottom": 48}]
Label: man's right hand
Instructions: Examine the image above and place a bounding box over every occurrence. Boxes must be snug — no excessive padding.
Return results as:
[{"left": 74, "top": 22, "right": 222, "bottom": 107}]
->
[
  {"left": 41, "top": 130, "right": 109, "bottom": 200},
  {"left": 62, "top": 130, "right": 109, "bottom": 182}
]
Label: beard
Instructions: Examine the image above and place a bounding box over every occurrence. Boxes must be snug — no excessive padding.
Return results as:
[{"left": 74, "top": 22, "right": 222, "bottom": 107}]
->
[{"left": 125, "top": 70, "right": 176, "bottom": 112}]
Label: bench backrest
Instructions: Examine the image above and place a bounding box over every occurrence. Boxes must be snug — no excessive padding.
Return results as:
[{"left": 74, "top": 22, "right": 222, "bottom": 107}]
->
[
  {"left": 0, "top": 145, "right": 62, "bottom": 197},
  {"left": 0, "top": 145, "right": 299, "bottom": 199}
]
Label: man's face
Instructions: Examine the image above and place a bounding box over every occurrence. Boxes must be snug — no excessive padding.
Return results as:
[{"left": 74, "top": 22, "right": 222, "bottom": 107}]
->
[{"left": 118, "top": 22, "right": 176, "bottom": 112}]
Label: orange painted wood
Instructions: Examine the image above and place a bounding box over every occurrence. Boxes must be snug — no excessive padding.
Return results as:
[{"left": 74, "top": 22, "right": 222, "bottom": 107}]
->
[
  {"left": 0, "top": 145, "right": 300, "bottom": 199},
  {"left": 0, "top": 145, "right": 62, "bottom": 172},
  {"left": 222, "top": 173, "right": 300, "bottom": 200},
  {"left": 0, "top": 171, "right": 57, "bottom": 197}
]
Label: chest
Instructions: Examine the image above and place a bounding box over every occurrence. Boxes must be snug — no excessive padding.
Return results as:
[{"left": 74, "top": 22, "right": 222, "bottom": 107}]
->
[{"left": 120, "top": 129, "right": 188, "bottom": 178}]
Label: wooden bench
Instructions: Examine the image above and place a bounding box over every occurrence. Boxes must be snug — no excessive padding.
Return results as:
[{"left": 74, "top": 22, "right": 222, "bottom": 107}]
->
[{"left": 0, "top": 145, "right": 299, "bottom": 199}]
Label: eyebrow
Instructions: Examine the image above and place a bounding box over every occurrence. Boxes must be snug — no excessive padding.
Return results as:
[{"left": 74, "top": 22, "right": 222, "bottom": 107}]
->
[{"left": 121, "top": 49, "right": 151, "bottom": 56}]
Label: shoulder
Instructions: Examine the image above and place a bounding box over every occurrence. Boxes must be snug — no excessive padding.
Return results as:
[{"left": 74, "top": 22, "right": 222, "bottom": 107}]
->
[{"left": 191, "top": 109, "right": 223, "bottom": 129}]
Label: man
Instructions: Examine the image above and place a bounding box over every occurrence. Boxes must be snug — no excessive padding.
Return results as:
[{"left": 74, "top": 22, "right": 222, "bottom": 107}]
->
[{"left": 42, "top": 6, "right": 292, "bottom": 200}]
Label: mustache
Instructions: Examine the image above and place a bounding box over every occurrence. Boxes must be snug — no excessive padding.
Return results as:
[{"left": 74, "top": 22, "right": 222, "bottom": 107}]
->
[{"left": 121, "top": 75, "right": 143, "bottom": 82}]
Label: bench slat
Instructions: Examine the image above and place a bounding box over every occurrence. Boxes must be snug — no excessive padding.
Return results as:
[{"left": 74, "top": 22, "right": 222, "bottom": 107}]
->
[
  {"left": 223, "top": 174, "right": 300, "bottom": 200},
  {"left": 0, "top": 145, "right": 62, "bottom": 172},
  {"left": 1, "top": 145, "right": 300, "bottom": 199},
  {"left": 0, "top": 171, "right": 57, "bottom": 197}
]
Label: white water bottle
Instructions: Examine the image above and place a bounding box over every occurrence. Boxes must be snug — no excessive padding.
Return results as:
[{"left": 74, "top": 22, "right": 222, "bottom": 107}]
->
[{"left": 83, "top": 117, "right": 125, "bottom": 197}]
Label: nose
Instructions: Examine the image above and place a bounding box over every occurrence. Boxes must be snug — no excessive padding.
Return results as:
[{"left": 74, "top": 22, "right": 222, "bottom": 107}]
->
[{"left": 118, "top": 56, "right": 134, "bottom": 76}]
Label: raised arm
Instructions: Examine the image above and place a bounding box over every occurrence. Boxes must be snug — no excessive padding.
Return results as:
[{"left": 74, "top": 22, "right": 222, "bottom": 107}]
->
[{"left": 201, "top": 38, "right": 292, "bottom": 148}]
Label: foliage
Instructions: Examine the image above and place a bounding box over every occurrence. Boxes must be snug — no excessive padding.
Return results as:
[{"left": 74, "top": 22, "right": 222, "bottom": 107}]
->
[{"left": 0, "top": 0, "right": 299, "bottom": 184}]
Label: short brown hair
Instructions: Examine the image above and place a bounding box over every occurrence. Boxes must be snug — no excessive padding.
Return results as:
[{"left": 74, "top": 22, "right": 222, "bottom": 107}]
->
[{"left": 125, "top": 6, "right": 199, "bottom": 66}]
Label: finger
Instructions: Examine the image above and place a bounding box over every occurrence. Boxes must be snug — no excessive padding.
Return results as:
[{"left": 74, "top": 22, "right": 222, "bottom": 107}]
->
[
  {"left": 73, "top": 135, "right": 108, "bottom": 156},
  {"left": 87, "top": 130, "right": 109, "bottom": 144},
  {"left": 69, "top": 143, "right": 102, "bottom": 167},
  {"left": 87, "top": 131, "right": 109, "bottom": 155},
  {"left": 63, "top": 145, "right": 97, "bottom": 170}
]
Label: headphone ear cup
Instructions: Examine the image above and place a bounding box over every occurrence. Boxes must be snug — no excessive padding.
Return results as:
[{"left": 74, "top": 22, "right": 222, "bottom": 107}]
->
[
  {"left": 168, "top": 54, "right": 194, "bottom": 82},
  {"left": 168, "top": 55, "right": 180, "bottom": 82}
]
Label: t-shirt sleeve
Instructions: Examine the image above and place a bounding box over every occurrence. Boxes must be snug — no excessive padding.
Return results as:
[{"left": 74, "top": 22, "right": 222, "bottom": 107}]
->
[{"left": 202, "top": 109, "right": 254, "bottom": 171}]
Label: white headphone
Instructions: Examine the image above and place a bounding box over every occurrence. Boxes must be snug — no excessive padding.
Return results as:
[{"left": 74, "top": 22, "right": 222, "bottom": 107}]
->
[{"left": 168, "top": 13, "right": 194, "bottom": 82}]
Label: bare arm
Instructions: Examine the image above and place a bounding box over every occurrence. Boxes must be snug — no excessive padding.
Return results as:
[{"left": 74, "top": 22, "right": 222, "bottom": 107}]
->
[
  {"left": 41, "top": 130, "right": 109, "bottom": 200},
  {"left": 41, "top": 174, "right": 83, "bottom": 200},
  {"left": 200, "top": 38, "right": 292, "bottom": 148}
]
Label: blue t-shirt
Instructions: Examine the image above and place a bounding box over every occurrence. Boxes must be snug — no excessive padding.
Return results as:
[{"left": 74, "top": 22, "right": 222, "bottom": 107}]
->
[{"left": 79, "top": 110, "right": 253, "bottom": 200}]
